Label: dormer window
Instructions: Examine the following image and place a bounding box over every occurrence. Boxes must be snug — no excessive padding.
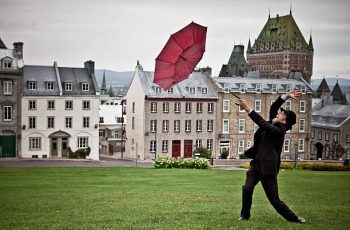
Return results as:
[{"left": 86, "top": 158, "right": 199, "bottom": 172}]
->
[
  {"left": 271, "top": 84, "right": 277, "bottom": 93},
  {"left": 82, "top": 83, "right": 89, "bottom": 91},
  {"left": 256, "top": 84, "right": 261, "bottom": 93},
  {"left": 28, "top": 81, "right": 37, "bottom": 90},
  {"left": 167, "top": 88, "right": 173, "bottom": 94},
  {"left": 202, "top": 87, "right": 208, "bottom": 94},
  {"left": 47, "top": 82, "right": 54, "bottom": 90},
  {"left": 286, "top": 84, "right": 292, "bottom": 91},
  {"left": 1, "top": 57, "right": 12, "bottom": 69},
  {"left": 155, "top": 87, "right": 161, "bottom": 93},
  {"left": 301, "top": 85, "right": 306, "bottom": 94},
  {"left": 65, "top": 82, "right": 72, "bottom": 91},
  {"left": 240, "top": 84, "right": 246, "bottom": 92},
  {"left": 189, "top": 87, "right": 195, "bottom": 94}
]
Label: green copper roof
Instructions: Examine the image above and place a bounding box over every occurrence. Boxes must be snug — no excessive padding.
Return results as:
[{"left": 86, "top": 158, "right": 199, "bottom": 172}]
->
[{"left": 252, "top": 14, "right": 309, "bottom": 51}]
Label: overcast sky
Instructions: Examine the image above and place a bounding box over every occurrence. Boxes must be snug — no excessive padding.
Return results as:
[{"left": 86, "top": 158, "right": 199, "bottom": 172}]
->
[{"left": 1, "top": 0, "right": 350, "bottom": 79}]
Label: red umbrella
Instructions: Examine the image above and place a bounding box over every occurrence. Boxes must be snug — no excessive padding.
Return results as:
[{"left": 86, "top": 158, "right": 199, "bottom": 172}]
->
[{"left": 154, "top": 22, "right": 207, "bottom": 90}]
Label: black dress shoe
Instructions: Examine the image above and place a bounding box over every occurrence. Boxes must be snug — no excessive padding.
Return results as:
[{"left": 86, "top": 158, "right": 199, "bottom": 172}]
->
[
  {"left": 296, "top": 217, "right": 306, "bottom": 223},
  {"left": 237, "top": 217, "right": 248, "bottom": 221}
]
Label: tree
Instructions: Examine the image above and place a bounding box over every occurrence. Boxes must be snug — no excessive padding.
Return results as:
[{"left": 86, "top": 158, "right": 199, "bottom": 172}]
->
[{"left": 329, "top": 140, "right": 345, "bottom": 160}]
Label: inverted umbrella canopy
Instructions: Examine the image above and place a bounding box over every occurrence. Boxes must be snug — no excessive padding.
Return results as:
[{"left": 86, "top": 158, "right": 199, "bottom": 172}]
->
[{"left": 154, "top": 22, "right": 207, "bottom": 90}]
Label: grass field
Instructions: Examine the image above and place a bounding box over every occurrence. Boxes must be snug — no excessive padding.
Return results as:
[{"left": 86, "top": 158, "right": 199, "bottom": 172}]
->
[{"left": 0, "top": 167, "right": 349, "bottom": 230}]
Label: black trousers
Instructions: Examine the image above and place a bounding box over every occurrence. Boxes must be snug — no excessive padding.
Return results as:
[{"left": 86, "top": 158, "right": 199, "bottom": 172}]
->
[{"left": 240, "top": 164, "right": 299, "bottom": 222}]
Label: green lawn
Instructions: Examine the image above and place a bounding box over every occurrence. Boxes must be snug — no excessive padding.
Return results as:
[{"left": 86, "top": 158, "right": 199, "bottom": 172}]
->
[{"left": 0, "top": 168, "right": 349, "bottom": 230}]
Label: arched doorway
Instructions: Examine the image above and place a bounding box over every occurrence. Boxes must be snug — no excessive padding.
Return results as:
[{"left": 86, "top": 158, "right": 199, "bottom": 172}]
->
[
  {"left": 315, "top": 142, "right": 323, "bottom": 160},
  {"left": 48, "top": 131, "right": 71, "bottom": 158}
]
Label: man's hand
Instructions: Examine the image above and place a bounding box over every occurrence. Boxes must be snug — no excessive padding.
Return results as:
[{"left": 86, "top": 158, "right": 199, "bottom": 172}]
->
[
  {"left": 235, "top": 98, "right": 252, "bottom": 112},
  {"left": 286, "top": 89, "right": 301, "bottom": 100}
]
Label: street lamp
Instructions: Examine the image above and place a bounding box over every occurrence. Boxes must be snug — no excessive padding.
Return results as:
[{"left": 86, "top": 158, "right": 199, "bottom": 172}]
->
[{"left": 294, "top": 143, "right": 298, "bottom": 170}]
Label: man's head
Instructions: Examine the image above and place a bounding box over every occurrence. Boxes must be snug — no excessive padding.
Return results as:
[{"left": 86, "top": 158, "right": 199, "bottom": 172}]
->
[{"left": 274, "top": 108, "right": 296, "bottom": 130}]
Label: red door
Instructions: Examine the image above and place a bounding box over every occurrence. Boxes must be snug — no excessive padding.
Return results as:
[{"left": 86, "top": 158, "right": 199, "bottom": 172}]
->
[
  {"left": 184, "top": 140, "right": 192, "bottom": 158},
  {"left": 172, "top": 140, "right": 181, "bottom": 158}
]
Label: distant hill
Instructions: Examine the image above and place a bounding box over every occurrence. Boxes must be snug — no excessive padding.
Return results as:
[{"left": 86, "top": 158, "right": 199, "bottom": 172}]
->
[
  {"left": 95, "top": 69, "right": 134, "bottom": 87},
  {"left": 311, "top": 78, "right": 350, "bottom": 93}
]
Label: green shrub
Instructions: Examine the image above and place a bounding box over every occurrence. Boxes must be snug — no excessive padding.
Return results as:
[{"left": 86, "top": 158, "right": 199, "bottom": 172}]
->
[
  {"left": 155, "top": 157, "right": 209, "bottom": 169},
  {"left": 239, "top": 161, "right": 350, "bottom": 171},
  {"left": 68, "top": 147, "right": 91, "bottom": 159},
  {"left": 344, "top": 159, "right": 350, "bottom": 167},
  {"left": 193, "top": 147, "right": 212, "bottom": 159},
  {"left": 220, "top": 151, "right": 229, "bottom": 159}
]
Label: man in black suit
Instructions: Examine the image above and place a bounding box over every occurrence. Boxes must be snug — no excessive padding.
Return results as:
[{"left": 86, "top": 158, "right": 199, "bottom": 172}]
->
[{"left": 236, "top": 89, "right": 306, "bottom": 223}]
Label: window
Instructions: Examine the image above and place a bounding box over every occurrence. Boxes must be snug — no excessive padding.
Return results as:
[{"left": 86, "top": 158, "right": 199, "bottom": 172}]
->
[
  {"left": 238, "top": 119, "right": 245, "bottom": 133},
  {"left": 301, "top": 85, "right": 306, "bottom": 94},
  {"left": 48, "top": 100, "right": 55, "bottom": 110},
  {"left": 196, "top": 120, "right": 202, "bottom": 132},
  {"left": 185, "top": 102, "right": 191, "bottom": 113},
  {"left": 207, "top": 139, "right": 213, "bottom": 150},
  {"left": 207, "top": 120, "right": 213, "bottom": 132},
  {"left": 285, "top": 101, "right": 292, "bottom": 110},
  {"left": 255, "top": 100, "right": 261, "bottom": 112},
  {"left": 132, "top": 117, "right": 135, "bottom": 130},
  {"left": 247, "top": 141, "right": 252, "bottom": 149},
  {"left": 223, "top": 119, "right": 229, "bottom": 133},
  {"left": 346, "top": 134, "right": 350, "bottom": 143},
  {"left": 47, "top": 117, "right": 55, "bottom": 128},
  {"left": 29, "top": 137, "right": 41, "bottom": 150},
  {"left": 3, "top": 81, "right": 12, "bottom": 95},
  {"left": 167, "top": 88, "right": 173, "bottom": 94},
  {"left": 162, "top": 120, "right": 169, "bottom": 133},
  {"left": 196, "top": 103, "right": 203, "bottom": 113},
  {"left": 333, "top": 134, "right": 338, "bottom": 142},
  {"left": 3, "top": 60, "right": 12, "bottom": 68},
  {"left": 83, "top": 100, "right": 90, "bottom": 110},
  {"left": 65, "top": 117, "right": 72, "bottom": 128},
  {"left": 163, "top": 102, "right": 169, "bottom": 113},
  {"left": 162, "top": 140, "right": 168, "bottom": 153},
  {"left": 47, "top": 82, "right": 54, "bottom": 90},
  {"left": 223, "top": 100, "right": 230, "bottom": 112},
  {"left": 174, "top": 102, "right": 180, "bottom": 113},
  {"left": 271, "top": 84, "right": 277, "bottom": 93},
  {"left": 174, "top": 120, "right": 180, "bottom": 132},
  {"left": 196, "top": 139, "right": 202, "bottom": 148},
  {"left": 99, "top": 130, "right": 105, "bottom": 137},
  {"left": 3, "top": 106, "right": 12, "bottom": 121},
  {"left": 325, "top": 132, "right": 330, "bottom": 141},
  {"left": 151, "top": 102, "right": 157, "bottom": 113},
  {"left": 151, "top": 120, "right": 157, "bottom": 133},
  {"left": 78, "top": 137, "right": 89, "bottom": 148},
  {"left": 284, "top": 139, "right": 290, "bottom": 152},
  {"left": 28, "top": 81, "right": 37, "bottom": 90},
  {"left": 83, "top": 117, "right": 90, "bottom": 128},
  {"left": 318, "top": 131, "right": 322, "bottom": 140},
  {"left": 238, "top": 140, "right": 245, "bottom": 154},
  {"left": 117, "top": 117, "right": 123, "bottom": 123},
  {"left": 239, "top": 105, "right": 245, "bottom": 113},
  {"left": 65, "top": 101, "right": 73, "bottom": 110},
  {"left": 185, "top": 120, "right": 191, "bottom": 132},
  {"left": 299, "top": 119, "right": 305, "bottom": 132},
  {"left": 29, "top": 117, "right": 36, "bottom": 129},
  {"left": 189, "top": 87, "right": 195, "bottom": 94},
  {"left": 311, "top": 130, "right": 315, "bottom": 139},
  {"left": 132, "top": 102, "right": 135, "bottom": 113},
  {"left": 150, "top": 140, "right": 156, "bottom": 152},
  {"left": 155, "top": 87, "right": 161, "bottom": 93},
  {"left": 208, "top": 103, "right": 214, "bottom": 113},
  {"left": 202, "top": 87, "right": 208, "bottom": 94},
  {"left": 300, "top": 101, "right": 306, "bottom": 112},
  {"left": 29, "top": 100, "right": 36, "bottom": 110},
  {"left": 65, "top": 82, "right": 72, "bottom": 91},
  {"left": 82, "top": 83, "right": 89, "bottom": 91},
  {"left": 298, "top": 139, "right": 305, "bottom": 152},
  {"left": 256, "top": 84, "right": 261, "bottom": 93},
  {"left": 240, "top": 84, "right": 246, "bottom": 92}
]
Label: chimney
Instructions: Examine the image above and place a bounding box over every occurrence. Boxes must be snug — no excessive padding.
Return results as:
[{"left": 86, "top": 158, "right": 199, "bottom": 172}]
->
[
  {"left": 84, "top": 60, "right": 95, "bottom": 75},
  {"left": 13, "top": 42, "right": 23, "bottom": 59}
]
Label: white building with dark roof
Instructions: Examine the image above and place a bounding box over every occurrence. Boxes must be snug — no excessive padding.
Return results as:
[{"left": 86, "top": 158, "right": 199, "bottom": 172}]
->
[
  {"left": 214, "top": 76, "right": 313, "bottom": 160},
  {"left": 21, "top": 61, "right": 100, "bottom": 160},
  {"left": 125, "top": 62, "right": 218, "bottom": 160}
]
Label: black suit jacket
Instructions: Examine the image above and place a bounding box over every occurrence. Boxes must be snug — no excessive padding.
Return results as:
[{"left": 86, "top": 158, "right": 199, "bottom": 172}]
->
[{"left": 245, "top": 96, "right": 287, "bottom": 175}]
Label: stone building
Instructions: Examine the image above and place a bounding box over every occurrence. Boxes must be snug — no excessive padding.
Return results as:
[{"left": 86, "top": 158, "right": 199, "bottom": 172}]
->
[
  {"left": 247, "top": 11, "right": 314, "bottom": 82},
  {"left": 21, "top": 61, "right": 100, "bottom": 160},
  {"left": 214, "top": 75, "right": 313, "bottom": 160},
  {"left": 0, "top": 37, "right": 23, "bottom": 158},
  {"left": 125, "top": 62, "right": 218, "bottom": 160}
]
